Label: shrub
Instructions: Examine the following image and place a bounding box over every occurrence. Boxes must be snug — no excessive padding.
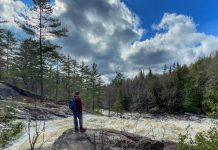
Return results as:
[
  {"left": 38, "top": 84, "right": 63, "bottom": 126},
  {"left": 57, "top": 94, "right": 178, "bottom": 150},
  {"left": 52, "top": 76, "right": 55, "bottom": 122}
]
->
[
  {"left": 0, "top": 122, "right": 23, "bottom": 148},
  {"left": 0, "top": 101, "right": 23, "bottom": 148},
  {"left": 179, "top": 123, "right": 218, "bottom": 150},
  {"left": 203, "top": 90, "right": 218, "bottom": 118}
]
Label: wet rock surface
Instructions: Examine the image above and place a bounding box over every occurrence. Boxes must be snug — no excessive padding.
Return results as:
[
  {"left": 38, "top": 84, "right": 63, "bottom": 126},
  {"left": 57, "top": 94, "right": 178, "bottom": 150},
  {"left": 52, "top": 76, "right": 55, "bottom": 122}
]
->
[
  {"left": 0, "top": 83, "right": 20, "bottom": 100},
  {"left": 0, "top": 82, "right": 72, "bottom": 120},
  {"left": 0, "top": 82, "right": 44, "bottom": 100},
  {"left": 0, "top": 99, "right": 71, "bottom": 120},
  {"left": 49, "top": 129, "right": 178, "bottom": 150},
  {"left": 51, "top": 129, "right": 94, "bottom": 150}
]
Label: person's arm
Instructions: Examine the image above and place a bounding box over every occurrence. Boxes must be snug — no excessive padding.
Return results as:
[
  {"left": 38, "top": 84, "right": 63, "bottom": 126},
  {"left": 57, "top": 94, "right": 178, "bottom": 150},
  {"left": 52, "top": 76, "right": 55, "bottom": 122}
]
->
[{"left": 77, "top": 96, "right": 82, "bottom": 112}]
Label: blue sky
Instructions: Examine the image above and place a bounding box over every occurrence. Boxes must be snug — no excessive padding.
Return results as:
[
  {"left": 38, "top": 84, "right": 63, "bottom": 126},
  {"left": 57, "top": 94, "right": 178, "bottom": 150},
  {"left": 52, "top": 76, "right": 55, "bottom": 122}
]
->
[
  {"left": 123, "top": 0, "right": 218, "bottom": 39},
  {"left": 11, "top": 0, "right": 218, "bottom": 43},
  {"left": 21, "top": 0, "right": 218, "bottom": 39},
  {"left": 21, "top": 0, "right": 32, "bottom": 6}
]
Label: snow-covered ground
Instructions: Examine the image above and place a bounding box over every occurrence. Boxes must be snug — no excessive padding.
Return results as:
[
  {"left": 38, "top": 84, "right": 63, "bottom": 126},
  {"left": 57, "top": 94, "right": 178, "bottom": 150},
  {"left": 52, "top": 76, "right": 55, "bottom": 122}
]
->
[{"left": 7, "top": 113, "right": 217, "bottom": 150}]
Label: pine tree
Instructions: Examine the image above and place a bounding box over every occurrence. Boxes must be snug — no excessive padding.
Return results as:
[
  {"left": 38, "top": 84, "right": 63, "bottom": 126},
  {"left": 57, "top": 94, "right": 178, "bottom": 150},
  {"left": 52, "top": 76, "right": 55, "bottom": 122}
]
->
[
  {"left": 4, "top": 31, "right": 17, "bottom": 75},
  {"left": 172, "top": 63, "right": 176, "bottom": 72},
  {"left": 88, "top": 63, "right": 103, "bottom": 112},
  {"left": 42, "top": 44, "right": 62, "bottom": 98},
  {"left": 112, "top": 71, "right": 125, "bottom": 86},
  {"left": 112, "top": 72, "right": 125, "bottom": 113},
  {"left": 54, "top": 53, "right": 64, "bottom": 101},
  {"left": 104, "top": 85, "right": 113, "bottom": 117},
  {"left": 13, "top": 38, "right": 40, "bottom": 91},
  {"left": 71, "top": 59, "right": 79, "bottom": 92},
  {"left": 163, "top": 64, "right": 167, "bottom": 74},
  {"left": 148, "top": 67, "right": 153, "bottom": 77},
  {"left": 0, "top": 35, "right": 5, "bottom": 79},
  {"left": 0, "top": 17, "right": 7, "bottom": 79},
  {"left": 79, "top": 61, "right": 90, "bottom": 91},
  {"left": 62, "top": 55, "right": 75, "bottom": 99},
  {"left": 169, "top": 66, "right": 172, "bottom": 74},
  {"left": 16, "top": 0, "right": 68, "bottom": 98}
]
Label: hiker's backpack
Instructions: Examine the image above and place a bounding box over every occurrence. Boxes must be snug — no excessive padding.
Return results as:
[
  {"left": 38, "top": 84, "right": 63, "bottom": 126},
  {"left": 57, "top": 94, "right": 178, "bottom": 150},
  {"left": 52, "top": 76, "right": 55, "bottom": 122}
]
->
[{"left": 69, "top": 97, "right": 78, "bottom": 113}]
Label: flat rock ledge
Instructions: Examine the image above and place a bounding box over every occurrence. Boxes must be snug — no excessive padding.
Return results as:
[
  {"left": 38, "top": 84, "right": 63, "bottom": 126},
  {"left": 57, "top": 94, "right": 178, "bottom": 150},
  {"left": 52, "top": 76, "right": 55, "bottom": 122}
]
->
[{"left": 43, "top": 129, "right": 177, "bottom": 150}]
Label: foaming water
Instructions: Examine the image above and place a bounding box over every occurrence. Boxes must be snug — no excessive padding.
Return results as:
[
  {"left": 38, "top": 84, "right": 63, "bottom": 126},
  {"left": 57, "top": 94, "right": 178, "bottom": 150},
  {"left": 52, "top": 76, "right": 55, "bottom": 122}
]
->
[{"left": 7, "top": 113, "right": 217, "bottom": 150}]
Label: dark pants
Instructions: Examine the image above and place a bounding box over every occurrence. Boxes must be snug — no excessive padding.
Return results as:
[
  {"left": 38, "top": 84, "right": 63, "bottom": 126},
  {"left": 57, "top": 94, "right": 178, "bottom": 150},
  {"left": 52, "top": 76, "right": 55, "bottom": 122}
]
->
[{"left": 73, "top": 113, "right": 83, "bottom": 129}]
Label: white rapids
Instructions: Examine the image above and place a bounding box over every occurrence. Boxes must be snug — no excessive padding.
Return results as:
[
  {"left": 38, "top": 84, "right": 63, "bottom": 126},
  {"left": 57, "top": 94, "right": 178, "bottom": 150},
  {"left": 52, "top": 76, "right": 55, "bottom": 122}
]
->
[{"left": 6, "top": 113, "right": 217, "bottom": 150}]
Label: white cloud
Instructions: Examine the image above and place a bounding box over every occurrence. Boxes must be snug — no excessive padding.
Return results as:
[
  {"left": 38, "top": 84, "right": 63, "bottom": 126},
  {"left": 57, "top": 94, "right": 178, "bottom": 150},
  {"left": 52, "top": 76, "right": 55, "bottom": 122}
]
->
[
  {"left": 0, "top": 0, "right": 26, "bottom": 27},
  {"left": 54, "top": 0, "right": 144, "bottom": 75},
  {"left": 123, "top": 13, "right": 218, "bottom": 71},
  {"left": 54, "top": 0, "right": 67, "bottom": 16},
  {"left": 101, "top": 75, "right": 111, "bottom": 85}
]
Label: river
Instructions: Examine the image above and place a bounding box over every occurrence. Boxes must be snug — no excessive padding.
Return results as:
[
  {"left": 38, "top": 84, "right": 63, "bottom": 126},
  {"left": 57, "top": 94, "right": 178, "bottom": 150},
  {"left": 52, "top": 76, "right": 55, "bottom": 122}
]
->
[{"left": 6, "top": 113, "right": 217, "bottom": 150}]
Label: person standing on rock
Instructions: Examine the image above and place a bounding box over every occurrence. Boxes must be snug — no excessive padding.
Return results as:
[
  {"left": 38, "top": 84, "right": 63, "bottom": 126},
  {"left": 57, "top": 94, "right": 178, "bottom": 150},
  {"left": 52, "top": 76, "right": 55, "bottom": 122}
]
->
[{"left": 69, "top": 91, "right": 86, "bottom": 132}]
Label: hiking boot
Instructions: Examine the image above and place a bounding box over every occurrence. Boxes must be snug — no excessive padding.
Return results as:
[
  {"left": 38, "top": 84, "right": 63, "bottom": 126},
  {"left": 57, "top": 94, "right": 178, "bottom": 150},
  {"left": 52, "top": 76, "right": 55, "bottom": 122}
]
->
[
  {"left": 75, "top": 128, "right": 79, "bottom": 133},
  {"left": 80, "top": 128, "right": 86, "bottom": 132}
]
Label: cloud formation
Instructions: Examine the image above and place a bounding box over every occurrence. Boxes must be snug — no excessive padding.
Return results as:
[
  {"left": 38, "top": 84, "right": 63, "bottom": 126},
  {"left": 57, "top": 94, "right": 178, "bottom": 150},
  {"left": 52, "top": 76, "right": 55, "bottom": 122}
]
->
[
  {"left": 123, "top": 13, "right": 218, "bottom": 71},
  {"left": 54, "top": 1, "right": 218, "bottom": 81},
  {"left": 1, "top": 0, "right": 218, "bottom": 83},
  {"left": 53, "top": 0, "right": 143, "bottom": 74},
  {"left": 0, "top": 0, "right": 28, "bottom": 39},
  {"left": 0, "top": 0, "right": 26, "bottom": 27}
]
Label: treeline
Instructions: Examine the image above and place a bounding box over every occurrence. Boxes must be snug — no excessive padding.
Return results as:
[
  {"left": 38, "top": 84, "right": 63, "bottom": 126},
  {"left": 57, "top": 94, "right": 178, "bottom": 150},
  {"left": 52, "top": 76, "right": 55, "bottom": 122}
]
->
[
  {"left": 103, "top": 53, "right": 218, "bottom": 117},
  {"left": 0, "top": 1, "right": 103, "bottom": 112}
]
